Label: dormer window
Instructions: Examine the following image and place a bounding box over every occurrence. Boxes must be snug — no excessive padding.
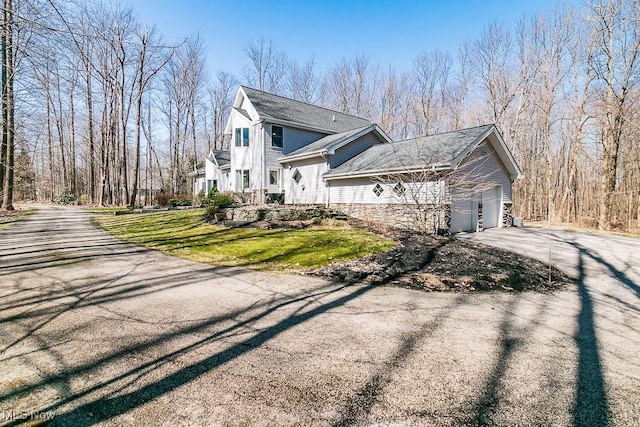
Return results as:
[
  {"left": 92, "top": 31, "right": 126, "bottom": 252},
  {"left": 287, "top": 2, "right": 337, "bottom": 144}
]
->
[
  {"left": 272, "top": 125, "right": 283, "bottom": 148},
  {"left": 235, "top": 128, "right": 249, "bottom": 147}
]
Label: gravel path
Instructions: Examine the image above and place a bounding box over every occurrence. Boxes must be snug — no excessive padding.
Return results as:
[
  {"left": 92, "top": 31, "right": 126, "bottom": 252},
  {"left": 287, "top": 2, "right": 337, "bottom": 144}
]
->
[{"left": 0, "top": 206, "right": 638, "bottom": 426}]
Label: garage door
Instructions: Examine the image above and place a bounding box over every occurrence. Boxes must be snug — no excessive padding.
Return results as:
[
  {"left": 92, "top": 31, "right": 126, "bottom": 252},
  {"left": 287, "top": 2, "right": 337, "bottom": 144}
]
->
[
  {"left": 482, "top": 186, "right": 502, "bottom": 229},
  {"left": 450, "top": 197, "right": 475, "bottom": 233}
]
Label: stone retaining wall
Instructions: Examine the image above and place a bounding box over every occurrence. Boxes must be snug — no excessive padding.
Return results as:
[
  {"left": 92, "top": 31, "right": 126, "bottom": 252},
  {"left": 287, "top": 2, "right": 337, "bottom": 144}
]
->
[
  {"left": 213, "top": 206, "right": 333, "bottom": 224},
  {"left": 209, "top": 202, "right": 513, "bottom": 234},
  {"left": 329, "top": 203, "right": 450, "bottom": 234}
]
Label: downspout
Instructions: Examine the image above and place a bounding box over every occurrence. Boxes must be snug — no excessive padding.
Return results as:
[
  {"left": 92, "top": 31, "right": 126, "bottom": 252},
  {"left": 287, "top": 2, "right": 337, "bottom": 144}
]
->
[
  {"left": 260, "top": 123, "right": 265, "bottom": 202},
  {"left": 321, "top": 152, "right": 330, "bottom": 208}
]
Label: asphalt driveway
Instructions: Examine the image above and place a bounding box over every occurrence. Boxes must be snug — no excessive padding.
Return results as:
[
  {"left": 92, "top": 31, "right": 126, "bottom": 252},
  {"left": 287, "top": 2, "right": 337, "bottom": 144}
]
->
[{"left": 0, "top": 206, "right": 638, "bottom": 426}]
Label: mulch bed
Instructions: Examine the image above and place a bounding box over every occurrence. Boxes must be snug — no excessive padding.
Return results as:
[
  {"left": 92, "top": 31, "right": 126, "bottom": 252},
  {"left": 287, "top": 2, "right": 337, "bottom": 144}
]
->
[
  {"left": 308, "top": 224, "right": 573, "bottom": 293},
  {"left": 227, "top": 215, "right": 572, "bottom": 293}
]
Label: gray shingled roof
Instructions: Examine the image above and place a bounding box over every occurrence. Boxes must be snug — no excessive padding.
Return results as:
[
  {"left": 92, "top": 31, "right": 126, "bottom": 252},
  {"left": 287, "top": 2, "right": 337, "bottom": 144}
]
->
[
  {"left": 281, "top": 125, "right": 374, "bottom": 159},
  {"left": 188, "top": 167, "right": 205, "bottom": 177},
  {"left": 211, "top": 150, "right": 230, "bottom": 167},
  {"left": 241, "top": 86, "right": 370, "bottom": 133},
  {"left": 325, "top": 124, "right": 494, "bottom": 177},
  {"left": 234, "top": 108, "right": 252, "bottom": 121}
]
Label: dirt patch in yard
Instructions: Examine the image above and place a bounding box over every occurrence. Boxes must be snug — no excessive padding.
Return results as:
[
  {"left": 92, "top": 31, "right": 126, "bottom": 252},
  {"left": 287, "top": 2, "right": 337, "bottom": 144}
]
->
[{"left": 308, "top": 225, "right": 573, "bottom": 292}]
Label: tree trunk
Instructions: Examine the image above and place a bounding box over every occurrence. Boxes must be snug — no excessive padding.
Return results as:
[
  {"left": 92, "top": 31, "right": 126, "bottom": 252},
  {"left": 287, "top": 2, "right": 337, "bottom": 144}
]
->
[
  {"left": 2, "top": 0, "right": 14, "bottom": 210},
  {"left": 69, "top": 76, "right": 77, "bottom": 196},
  {"left": 86, "top": 59, "right": 95, "bottom": 204},
  {"left": 599, "top": 112, "right": 622, "bottom": 231}
]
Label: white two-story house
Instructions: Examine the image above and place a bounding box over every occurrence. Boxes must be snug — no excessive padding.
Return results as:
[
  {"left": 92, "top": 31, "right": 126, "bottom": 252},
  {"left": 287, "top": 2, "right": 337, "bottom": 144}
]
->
[
  {"left": 194, "top": 86, "right": 523, "bottom": 233},
  {"left": 217, "top": 86, "right": 379, "bottom": 201}
]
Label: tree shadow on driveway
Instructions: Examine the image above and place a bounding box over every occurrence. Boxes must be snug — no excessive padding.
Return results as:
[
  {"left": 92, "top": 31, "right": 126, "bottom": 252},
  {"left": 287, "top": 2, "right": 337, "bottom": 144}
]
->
[
  {"left": 569, "top": 243, "right": 612, "bottom": 427},
  {"left": 3, "top": 282, "right": 377, "bottom": 426}
]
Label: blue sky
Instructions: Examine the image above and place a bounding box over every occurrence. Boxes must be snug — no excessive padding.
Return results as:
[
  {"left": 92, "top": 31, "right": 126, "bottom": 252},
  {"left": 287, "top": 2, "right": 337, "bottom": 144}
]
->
[{"left": 129, "top": 0, "right": 578, "bottom": 78}]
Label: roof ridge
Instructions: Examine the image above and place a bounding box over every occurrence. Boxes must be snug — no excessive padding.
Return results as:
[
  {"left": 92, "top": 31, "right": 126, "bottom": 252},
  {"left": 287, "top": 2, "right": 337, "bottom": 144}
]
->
[
  {"left": 393, "top": 123, "right": 495, "bottom": 144},
  {"left": 240, "top": 85, "right": 371, "bottom": 122}
]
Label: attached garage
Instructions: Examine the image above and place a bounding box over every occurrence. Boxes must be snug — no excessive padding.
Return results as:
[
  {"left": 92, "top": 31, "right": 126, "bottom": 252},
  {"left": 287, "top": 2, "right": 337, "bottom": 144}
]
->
[
  {"left": 318, "top": 124, "right": 523, "bottom": 234},
  {"left": 482, "top": 185, "right": 502, "bottom": 229},
  {"left": 450, "top": 186, "right": 503, "bottom": 233},
  {"left": 450, "top": 195, "right": 477, "bottom": 233}
]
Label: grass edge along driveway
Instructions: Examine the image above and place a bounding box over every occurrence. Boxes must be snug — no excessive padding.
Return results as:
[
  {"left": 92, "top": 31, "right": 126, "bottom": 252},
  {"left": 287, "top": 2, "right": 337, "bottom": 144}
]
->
[
  {"left": 93, "top": 209, "right": 395, "bottom": 272},
  {"left": 0, "top": 208, "right": 34, "bottom": 230}
]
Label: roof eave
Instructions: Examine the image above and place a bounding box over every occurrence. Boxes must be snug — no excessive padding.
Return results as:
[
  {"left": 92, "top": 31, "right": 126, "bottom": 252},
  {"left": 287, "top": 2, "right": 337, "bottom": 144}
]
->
[
  {"left": 261, "top": 117, "right": 349, "bottom": 135},
  {"left": 278, "top": 150, "right": 327, "bottom": 163},
  {"left": 324, "top": 164, "right": 451, "bottom": 181}
]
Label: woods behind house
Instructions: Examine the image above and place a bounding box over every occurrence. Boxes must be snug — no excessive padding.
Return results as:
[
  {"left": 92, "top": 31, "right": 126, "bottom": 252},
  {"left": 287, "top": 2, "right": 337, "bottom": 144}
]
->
[{"left": 1, "top": 0, "right": 639, "bottom": 232}]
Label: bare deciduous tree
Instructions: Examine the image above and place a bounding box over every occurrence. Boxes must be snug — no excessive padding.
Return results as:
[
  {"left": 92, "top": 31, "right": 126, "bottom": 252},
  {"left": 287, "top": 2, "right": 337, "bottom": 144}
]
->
[
  {"left": 243, "top": 37, "right": 288, "bottom": 94},
  {"left": 287, "top": 55, "right": 318, "bottom": 103},
  {"left": 208, "top": 70, "right": 238, "bottom": 151},
  {"left": 588, "top": 0, "right": 640, "bottom": 230},
  {"left": 413, "top": 49, "right": 452, "bottom": 136},
  {"left": 1, "top": 0, "right": 15, "bottom": 210}
]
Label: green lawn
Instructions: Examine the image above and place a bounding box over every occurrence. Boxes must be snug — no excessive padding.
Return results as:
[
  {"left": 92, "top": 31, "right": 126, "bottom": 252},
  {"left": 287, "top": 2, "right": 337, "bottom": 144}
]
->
[
  {"left": 83, "top": 207, "right": 132, "bottom": 215},
  {"left": 0, "top": 208, "right": 34, "bottom": 230},
  {"left": 94, "top": 209, "right": 395, "bottom": 272}
]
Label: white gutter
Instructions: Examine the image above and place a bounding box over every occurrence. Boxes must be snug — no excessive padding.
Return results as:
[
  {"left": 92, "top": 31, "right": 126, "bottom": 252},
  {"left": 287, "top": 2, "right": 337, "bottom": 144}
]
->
[
  {"left": 258, "top": 117, "right": 352, "bottom": 136},
  {"left": 278, "top": 150, "right": 327, "bottom": 164},
  {"left": 323, "top": 164, "right": 451, "bottom": 181}
]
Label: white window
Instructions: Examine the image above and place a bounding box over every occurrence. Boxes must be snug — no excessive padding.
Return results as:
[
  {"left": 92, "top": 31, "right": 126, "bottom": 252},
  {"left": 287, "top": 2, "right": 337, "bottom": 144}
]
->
[
  {"left": 235, "top": 170, "right": 250, "bottom": 190},
  {"left": 373, "top": 183, "right": 384, "bottom": 197},
  {"left": 269, "top": 170, "right": 280, "bottom": 186},
  {"left": 292, "top": 169, "right": 302, "bottom": 184},
  {"left": 393, "top": 182, "right": 405, "bottom": 197},
  {"left": 235, "top": 128, "right": 249, "bottom": 147},
  {"left": 272, "top": 125, "right": 283, "bottom": 148}
]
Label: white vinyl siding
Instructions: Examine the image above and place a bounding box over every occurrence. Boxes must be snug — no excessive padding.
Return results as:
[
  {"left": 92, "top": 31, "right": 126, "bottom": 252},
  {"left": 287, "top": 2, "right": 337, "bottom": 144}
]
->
[
  {"left": 283, "top": 158, "right": 329, "bottom": 204},
  {"left": 328, "top": 177, "right": 445, "bottom": 205},
  {"left": 229, "top": 107, "right": 262, "bottom": 191},
  {"left": 278, "top": 126, "right": 327, "bottom": 155},
  {"left": 193, "top": 176, "right": 206, "bottom": 196},
  {"left": 455, "top": 139, "right": 512, "bottom": 203},
  {"left": 206, "top": 165, "right": 231, "bottom": 193}
]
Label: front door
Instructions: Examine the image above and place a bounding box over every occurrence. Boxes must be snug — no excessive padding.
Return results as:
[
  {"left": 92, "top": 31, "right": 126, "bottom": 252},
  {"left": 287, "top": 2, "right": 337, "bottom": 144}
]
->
[{"left": 268, "top": 168, "right": 281, "bottom": 194}]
